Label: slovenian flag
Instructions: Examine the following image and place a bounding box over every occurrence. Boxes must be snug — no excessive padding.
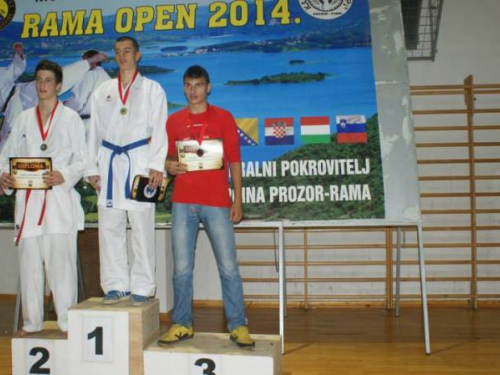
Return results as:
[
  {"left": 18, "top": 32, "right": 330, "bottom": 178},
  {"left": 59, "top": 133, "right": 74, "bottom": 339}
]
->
[
  {"left": 236, "top": 118, "right": 258, "bottom": 146},
  {"left": 336, "top": 115, "right": 368, "bottom": 143},
  {"left": 265, "top": 117, "right": 294, "bottom": 145},
  {"left": 300, "top": 116, "right": 331, "bottom": 144}
]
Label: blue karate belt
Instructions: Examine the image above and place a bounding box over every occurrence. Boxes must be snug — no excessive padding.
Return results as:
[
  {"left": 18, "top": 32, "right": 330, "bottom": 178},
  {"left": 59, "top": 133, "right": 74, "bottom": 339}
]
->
[{"left": 102, "top": 138, "right": 150, "bottom": 207}]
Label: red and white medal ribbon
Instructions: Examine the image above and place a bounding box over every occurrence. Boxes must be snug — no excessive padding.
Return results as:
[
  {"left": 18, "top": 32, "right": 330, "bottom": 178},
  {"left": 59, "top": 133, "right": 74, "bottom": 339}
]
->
[
  {"left": 188, "top": 105, "right": 210, "bottom": 145},
  {"left": 36, "top": 101, "right": 59, "bottom": 149},
  {"left": 118, "top": 70, "right": 139, "bottom": 113}
]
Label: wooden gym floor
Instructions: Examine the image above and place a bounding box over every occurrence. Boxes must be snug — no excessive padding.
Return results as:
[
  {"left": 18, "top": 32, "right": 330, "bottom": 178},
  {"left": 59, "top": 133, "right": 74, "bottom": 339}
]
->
[{"left": 1, "top": 297, "right": 499, "bottom": 375}]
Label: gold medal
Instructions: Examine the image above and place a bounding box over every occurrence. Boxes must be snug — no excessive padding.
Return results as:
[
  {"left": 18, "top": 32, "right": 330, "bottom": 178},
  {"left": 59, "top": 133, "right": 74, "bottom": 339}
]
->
[
  {"left": 40, "top": 143, "right": 48, "bottom": 151},
  {"left": 120, "top": 107, "right": 127, "bottom": 115}
]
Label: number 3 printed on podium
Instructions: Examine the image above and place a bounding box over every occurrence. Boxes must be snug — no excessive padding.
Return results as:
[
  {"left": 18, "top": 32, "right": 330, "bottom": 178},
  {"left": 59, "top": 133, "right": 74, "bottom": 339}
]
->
[{"left": 191, "top": 356, "right": 220, "bottom": 375}]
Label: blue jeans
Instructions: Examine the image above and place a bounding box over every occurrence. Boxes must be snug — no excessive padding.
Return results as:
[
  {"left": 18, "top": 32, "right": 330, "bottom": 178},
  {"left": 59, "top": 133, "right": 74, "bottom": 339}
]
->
[{"left": 171, "top": 203, "right": 247, "bottom": 331}]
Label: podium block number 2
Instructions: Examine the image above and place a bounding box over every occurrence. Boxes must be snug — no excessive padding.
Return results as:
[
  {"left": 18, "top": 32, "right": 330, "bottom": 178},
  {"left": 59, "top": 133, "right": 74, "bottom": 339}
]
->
[
  {"left": 28, "top": 347, "right": 51, "bottom": 374},
  {"left": 82, "top": 316, "right": 113, "bottom": 363}
]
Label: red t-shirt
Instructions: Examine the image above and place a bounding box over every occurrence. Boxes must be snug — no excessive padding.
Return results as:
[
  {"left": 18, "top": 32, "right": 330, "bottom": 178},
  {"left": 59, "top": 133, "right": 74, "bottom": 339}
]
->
[{"left": 166, "top": 104, "right": 241, "bottom": 207}]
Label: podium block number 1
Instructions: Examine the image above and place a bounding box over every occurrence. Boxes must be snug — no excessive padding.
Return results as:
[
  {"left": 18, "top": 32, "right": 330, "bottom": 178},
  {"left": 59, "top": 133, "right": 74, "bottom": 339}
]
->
[
  {"left": 88, "top": 326, "right": 103, "bottom": 355},
  {"left": 28, "top": 346, "right": 51, "bottom": 374},
  {"left": 82, "top": 316, "right": 113, "bottom": 363}
]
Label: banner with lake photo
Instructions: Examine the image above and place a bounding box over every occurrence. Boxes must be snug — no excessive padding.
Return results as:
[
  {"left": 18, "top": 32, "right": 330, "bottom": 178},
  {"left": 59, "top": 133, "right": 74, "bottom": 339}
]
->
[{"left": 0, "top": 0, "right": 384, "bottom": 223}]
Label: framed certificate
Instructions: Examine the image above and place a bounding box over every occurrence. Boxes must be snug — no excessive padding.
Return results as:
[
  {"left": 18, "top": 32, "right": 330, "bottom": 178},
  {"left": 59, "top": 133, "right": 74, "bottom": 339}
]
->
[
  {"left": 9, "top": 157, "right": 52, "bottom": 190},
  {"left": 176, "top": 139, "right": 224, "bottom": 172}
]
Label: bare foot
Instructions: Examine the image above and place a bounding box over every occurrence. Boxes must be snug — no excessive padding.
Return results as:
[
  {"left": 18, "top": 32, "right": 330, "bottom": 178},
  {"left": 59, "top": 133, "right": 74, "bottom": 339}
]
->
[{"left": 16, "top": 329, "right": 41, "bottom": 337}]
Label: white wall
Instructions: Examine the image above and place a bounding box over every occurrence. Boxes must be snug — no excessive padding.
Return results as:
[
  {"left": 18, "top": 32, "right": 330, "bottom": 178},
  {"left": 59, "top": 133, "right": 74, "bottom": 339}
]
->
[{"left": 408, "top": 0, "right": 500, "bottom": 84}]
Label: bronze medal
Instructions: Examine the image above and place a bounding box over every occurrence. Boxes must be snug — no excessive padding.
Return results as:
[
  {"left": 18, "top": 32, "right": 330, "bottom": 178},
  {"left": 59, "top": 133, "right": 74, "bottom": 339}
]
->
[
  {"left": 120, "top": 107, "right": 127, "bottom": 115},
  {"left": 40, "top": 143, "right": 48, "bottom": 151}
]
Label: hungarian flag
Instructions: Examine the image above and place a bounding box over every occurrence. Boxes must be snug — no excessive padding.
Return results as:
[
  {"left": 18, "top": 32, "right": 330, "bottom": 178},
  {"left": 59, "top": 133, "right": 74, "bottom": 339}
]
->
[
  {"left": 236, "top": 118, "right": 258, "bottom": 146},
  {"left": 336, "top": 115, "right": 367, "bottom": 143},
  {"left": 300, "top": 116, "right": 331, "bottom": 144},
  {"left": 265, "top": 117, "right": 294, "bottom": 145}
]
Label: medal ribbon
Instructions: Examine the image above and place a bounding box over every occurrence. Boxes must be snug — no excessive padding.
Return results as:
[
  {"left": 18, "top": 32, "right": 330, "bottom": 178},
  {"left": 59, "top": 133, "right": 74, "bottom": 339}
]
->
[
  {"left": 188, "top": 105, "right": 210, "bottom": 145},
  {"left": 118, "top": 70, "right": 139, "bottom": 107},
  {"left": 21, "top": 101, "right": 59, "bottom": 244},
  {"left": 15, "top": 190, "right": 47, "bottom": 246},
  {"left": 15, "top": 190, "right": 31, "bottom": 246},
  {"left": 36, "top": 101, "right": 59, "bottom": 143}
]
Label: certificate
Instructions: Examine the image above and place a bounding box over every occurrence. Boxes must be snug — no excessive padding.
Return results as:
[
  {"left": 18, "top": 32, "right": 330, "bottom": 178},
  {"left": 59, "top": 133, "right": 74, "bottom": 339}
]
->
[
  {"left": 177, "top": 139, "right": 224, "bottom": 172},
  {"left": 9, "top": 157, "right": 52, "bottom": 190}
]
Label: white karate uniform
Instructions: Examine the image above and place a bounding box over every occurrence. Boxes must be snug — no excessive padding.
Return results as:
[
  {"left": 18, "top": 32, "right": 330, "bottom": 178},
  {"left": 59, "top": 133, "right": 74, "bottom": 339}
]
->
[
  {"left": 0, "top": 103, "right": 86, "bottom": 332},
  {"left": 0, "top": 53, "right": 26, "bottom": 110},
  {"left": 65, "top": 66, "right": 110, "bottom": 138},
  {"left": 85, "top": 74, "right": 168, "bottom": 297},
  {"left": 0, "top": 60, "right": 91, "bottom": 152}
]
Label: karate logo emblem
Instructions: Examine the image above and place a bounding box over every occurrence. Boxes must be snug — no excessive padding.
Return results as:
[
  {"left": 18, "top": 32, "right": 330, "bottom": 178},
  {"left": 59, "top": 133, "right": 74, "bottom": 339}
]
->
[
  {"left": 0, "top": 0, "right": 15, "bottom": 31},
  {"left": 299, "top": 0, "right": 352, "bottom": 20},
  {"left": 143, "top": 185, "right": 157, "bottom": 199}
]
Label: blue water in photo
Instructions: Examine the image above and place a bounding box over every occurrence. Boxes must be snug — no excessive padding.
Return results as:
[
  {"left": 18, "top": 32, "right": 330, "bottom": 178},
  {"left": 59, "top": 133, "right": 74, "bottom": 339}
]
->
[
  {"left": 2, "top": 41, "right": 377, "bottom": 163},
  {"left": 143, "top": 45, "right": 377, "bottom": 162}
]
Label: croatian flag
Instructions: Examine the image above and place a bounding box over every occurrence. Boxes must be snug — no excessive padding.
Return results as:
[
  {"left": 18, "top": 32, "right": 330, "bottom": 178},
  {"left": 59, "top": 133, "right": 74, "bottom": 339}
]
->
[
  {"left": 300, "top": 116, "right": 331, "bottom": 144},
  {"left": 236, "top": 118, "right": 258, "bottom": 146},
  {"left": 336, "top": 115, "right": 368, "bottom": 143},
  {"left": 265, "top": 117, "right": 294, "bottom": 145}
]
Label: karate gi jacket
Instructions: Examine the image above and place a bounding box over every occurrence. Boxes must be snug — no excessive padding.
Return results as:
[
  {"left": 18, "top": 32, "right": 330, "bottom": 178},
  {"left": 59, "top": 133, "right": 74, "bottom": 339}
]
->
[
  {"left": 0, "top": 103, "right": 86, "bottom": 238},
  {"left": 85, "top": 74, "right": 168, "bottom": 211}
]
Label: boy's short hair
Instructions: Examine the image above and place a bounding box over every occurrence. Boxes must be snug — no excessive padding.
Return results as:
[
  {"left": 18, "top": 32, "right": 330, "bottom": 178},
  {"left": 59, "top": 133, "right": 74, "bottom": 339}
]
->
[
  {"left": 35, "top": 59, "right": 63, "bottom": 84},
  {"left": 183, "top": 65, "right": 210, "bottom": 84},
  {"left": 115, "top": 36, "right": 140, "bottom": 51}
]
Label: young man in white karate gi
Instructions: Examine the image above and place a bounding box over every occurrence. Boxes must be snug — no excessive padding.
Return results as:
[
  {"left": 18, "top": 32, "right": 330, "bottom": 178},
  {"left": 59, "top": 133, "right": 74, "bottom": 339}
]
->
[
  {"left": 65, "top": 49, "right": 111, "bottom": 139},
  {"left": 0, "top": 60, "right": 86, "bottom": 337},
  {"left": 85, "top": 36, "right": 168, "bottom": 306}
]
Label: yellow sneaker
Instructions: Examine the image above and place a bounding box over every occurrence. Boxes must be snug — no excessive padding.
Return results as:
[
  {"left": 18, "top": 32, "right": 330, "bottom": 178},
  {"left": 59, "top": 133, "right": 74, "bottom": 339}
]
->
[
  {"left": 157, "top": 324, "right": 194, "bottom": 346},
  {"left": 229, "top": 326, "right": 255, "bottom": 348}
]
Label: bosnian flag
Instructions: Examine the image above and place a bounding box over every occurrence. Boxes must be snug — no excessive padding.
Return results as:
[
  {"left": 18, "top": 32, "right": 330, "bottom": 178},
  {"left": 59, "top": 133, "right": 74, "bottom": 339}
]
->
[
  {"left": 300, "top": 116, "right": 331, "bottom": 144},
  {"left": 236, "top": 118, "right": 258, "bottom": 146},
  {"left": 265, "top": 117, "right": 294, "bottom": 145},
  {"left": 336, "top": 115, "right": 367, "bottom": 143}
]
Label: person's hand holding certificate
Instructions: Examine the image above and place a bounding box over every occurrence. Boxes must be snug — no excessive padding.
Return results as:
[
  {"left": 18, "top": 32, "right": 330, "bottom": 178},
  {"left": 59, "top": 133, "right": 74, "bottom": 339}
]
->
[
  {"left": 9, "top": 157, "right": 52, "bottom": 189},
  {"left": 176, "top": 139, "right": 224, "bottom": 172}
]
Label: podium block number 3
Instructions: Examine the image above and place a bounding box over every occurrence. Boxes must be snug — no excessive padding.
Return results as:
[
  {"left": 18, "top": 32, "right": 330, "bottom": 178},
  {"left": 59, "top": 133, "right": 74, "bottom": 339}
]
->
[
  {"left": 28, "top": 347, "right": 51, "bottom": 374},
  {"left": 191, "top": 356, "right": 220, "bottom": 375},
  {"left": 82, "top": 316, "right": 113, "bottom": 363}
]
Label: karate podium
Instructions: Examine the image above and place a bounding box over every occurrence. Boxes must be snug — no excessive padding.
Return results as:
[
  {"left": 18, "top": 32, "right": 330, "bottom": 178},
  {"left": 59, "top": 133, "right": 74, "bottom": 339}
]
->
[
  {"left": 12, "top": 322, "right": 68, "bottom": 375},
  {"left": 12, "top": 297, "right": 282, "bottom": 375},
  {"left": 67, "top": 297, "right": 160, "bottom": 375},
  {"left": 145, "top": 333, "right": 281, "bottom": 375}
]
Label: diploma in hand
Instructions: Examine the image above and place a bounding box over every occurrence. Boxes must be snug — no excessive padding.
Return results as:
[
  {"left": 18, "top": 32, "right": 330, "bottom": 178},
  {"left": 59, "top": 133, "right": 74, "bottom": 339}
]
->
[
  {"left": 9, "top": 157, "right": 52, "bottom": 189},
  {"left": 177, "top": 139, "right": 224, "bottom": 172}
]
